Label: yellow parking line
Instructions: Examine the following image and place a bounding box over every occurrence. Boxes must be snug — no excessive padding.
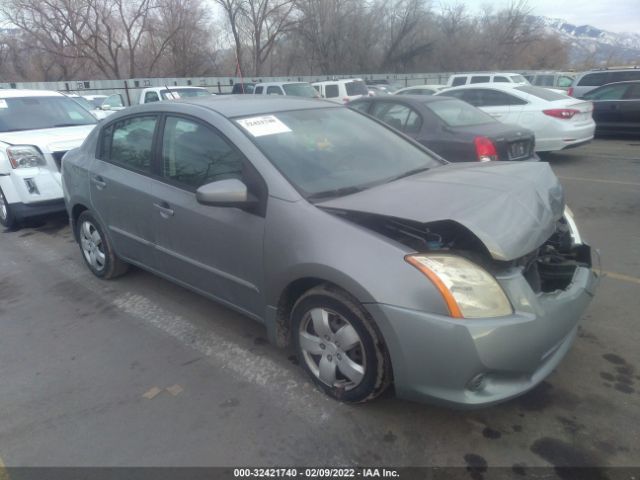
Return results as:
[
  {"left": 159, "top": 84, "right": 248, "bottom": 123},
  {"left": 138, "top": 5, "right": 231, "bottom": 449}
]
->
[
  {"left": 558, "top": 176, "right": 640, "bottom": 187},
  {"left": 0, "top": 455, "right": 9, "bottom": 480},
  {"left": 604, "top": 271, "right": 640, "bottom": 286}
]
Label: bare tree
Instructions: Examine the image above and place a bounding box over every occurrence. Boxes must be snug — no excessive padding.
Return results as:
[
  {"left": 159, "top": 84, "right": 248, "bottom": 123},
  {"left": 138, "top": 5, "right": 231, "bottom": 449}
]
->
[
  {"left": 241, "top": 0, "right": 296, "bottom": 75},
  {"left": 213, "top": 0, "right": 246, "bottom": 74}
]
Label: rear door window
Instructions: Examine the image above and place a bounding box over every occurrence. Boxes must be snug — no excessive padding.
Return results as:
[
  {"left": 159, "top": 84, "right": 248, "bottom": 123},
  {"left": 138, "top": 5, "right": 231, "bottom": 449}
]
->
[
  {"left": 584, "top": 83, "right": 630, "bottom": 100},
  {"left": 254, "top": 86, "right": 264, "bottom": 94},
  {"left": 324, "top": 84, "right": 339, "bottom": 98},
  {"left": 611, "top": 71, "right": 640, "bottom": 82},
  {"left": 267, "top": 86, "right": 283, "bottom": 95},
  {"left": 478, "top": 90, "right": 526, "bottom": 106},
  {"left": 451, "top": 77, "right": 467, "bottom": 86},
  {"left": 370, "top": 101, "right": 422, "bottom": 134},
  {"left": 577, "top": 72, "right": 609, "bottom": 87},
  {"left": 625, "top": 84, "right": 640, "bottom": 99},
  {"left": 345, "top": 81, "right": 369, "bottom": 96},
  {"left": 494, "top": 76, "right": 509, "bottom": 83},
  {"left": 101, "top": 116, "right": 158, "bottom": 172},
  {"left": 470, "top": 76, "right": 490, "bottom": 84}
]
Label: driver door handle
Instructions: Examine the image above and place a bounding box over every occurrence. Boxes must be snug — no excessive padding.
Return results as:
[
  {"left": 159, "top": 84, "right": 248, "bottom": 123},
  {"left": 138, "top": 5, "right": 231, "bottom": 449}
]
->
[
  {"left": 153, "top": 201, "right": 174, "bottom": 218},
  {"left": 91, "top": 175, "right": 107, "bottom": 189}
]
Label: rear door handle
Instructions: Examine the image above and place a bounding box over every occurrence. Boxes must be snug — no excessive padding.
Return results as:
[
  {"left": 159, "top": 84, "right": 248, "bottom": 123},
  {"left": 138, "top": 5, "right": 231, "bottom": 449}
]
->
[
  {"left": 153, "top": 201, "right": 174, "bottom": 218},
  {"left": 91, "top": 175, "right": 107, "bottom": 189}
]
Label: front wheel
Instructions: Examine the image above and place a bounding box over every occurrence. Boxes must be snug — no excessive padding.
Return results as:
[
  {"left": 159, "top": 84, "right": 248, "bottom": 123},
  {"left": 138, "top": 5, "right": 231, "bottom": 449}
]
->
[
  {"left": 0, "top": 187, "right": 17, "bottom": 229},
  {"left": 292, "top": 285, "right": 391, "bottom": 403},
  {"left": 76, "top": 211, "right": 128, "bottom": 279}
]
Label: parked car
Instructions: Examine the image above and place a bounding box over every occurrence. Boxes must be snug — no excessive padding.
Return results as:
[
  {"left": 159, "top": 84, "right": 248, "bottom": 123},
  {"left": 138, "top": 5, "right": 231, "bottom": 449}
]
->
[
  {"left": 139, "top": 86, "right": 212, "bottom": 104},
  {"left": 97, "top": 94, "right": 127, "bottom": 112},
  {"left": 522, "top": 72, "right": 575, "bottom": 91},
  {"left": 82, "top": 94, "right": 109, "bottom": 109},
  {"left": 231, "top": 83, "right": 256, "bottom": 94},
  {"left": 393, "top": 85, "right": 446, "bottom": 96},
  {"left": 569, "top": 67, "right": 640, "bottom": 98},
  {"left": 579, "top": 80, "right": 640, "bottom": 135},
  {"left": 0, "top": 89, "right": 97, "bottom": 228},
  {"left": 253, "top": 82, "right": 319, "bottom": 98},
  {"left": 312, "top": 79, "right": 369, "bottom": 103},
  {"left": 437, "top": 83, "right": 595, "bottom": 152},
  {"left": 62, "top": 95, "right": 596, "bottom": 407},
  {"left": 366, "top": 85, "right": 390, "bottom": 96},
  {"left": 65, "top": 93, "right": 111, "bottom": 120},
  {"left": 349, "top": 95, "right": 538, "bottom": 163},
  {"left": 446, "top": 72, "right": 530, "bottom": 88}
]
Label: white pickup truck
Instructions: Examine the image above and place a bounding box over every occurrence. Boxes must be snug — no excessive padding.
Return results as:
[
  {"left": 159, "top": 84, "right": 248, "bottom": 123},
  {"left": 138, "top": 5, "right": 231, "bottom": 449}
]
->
[
  {"left": 138, "top": 86, "right": 213, "bottom": 104},
  {"left": 0, "top": 89, "right": 97, "bottom": 228}
]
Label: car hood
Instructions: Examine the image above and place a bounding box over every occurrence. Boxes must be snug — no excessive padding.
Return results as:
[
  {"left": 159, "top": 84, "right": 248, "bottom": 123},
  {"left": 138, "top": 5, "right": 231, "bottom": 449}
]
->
[
  {"left": 316, "top": 161, "right": 564, "bottom": 261},
  {"left": 0, "top": 124, "right": 96, "bottom": 152}
]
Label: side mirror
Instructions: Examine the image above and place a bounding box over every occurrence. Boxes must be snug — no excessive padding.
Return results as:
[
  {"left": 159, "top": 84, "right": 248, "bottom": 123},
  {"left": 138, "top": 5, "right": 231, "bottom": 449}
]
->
[{"left": 196, "top": 178, "right": 256, "bottom": 207}]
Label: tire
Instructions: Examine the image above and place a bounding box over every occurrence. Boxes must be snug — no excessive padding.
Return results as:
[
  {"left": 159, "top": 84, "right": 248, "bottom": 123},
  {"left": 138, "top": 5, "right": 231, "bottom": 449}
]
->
[
  {"left": 291, "top": 284, "right": 392, "bottom": 403},
  {"left": 76, "top": 211, "right": 128, "bottom": 279},
  {"left": 0, "top": 187, "right": 17, "bottom": 229}
]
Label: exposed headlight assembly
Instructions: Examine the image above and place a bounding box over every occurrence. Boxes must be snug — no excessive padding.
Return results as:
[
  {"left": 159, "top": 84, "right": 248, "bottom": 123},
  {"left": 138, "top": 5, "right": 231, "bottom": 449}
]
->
[
  {"left": 405, "top": 254, "right": 513, "bottom": 318},
  {"left": 563, "top": 205, "right": 582, "bottom": 245},
  {"left": 7, "top": 145, "right": 46, "bottom": 169}
]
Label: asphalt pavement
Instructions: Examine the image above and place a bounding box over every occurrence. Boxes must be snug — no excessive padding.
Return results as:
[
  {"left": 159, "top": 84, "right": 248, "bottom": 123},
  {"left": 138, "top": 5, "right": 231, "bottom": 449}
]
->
[{"left": 1, "top": 138, "right": 639, "bottom": 475}]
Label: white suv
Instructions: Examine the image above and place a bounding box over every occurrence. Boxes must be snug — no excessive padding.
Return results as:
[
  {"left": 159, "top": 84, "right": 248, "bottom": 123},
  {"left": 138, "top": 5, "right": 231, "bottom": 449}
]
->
[
  {"left": 446, "top": 73, "right": 530, "bottom": 88},
  {"left": 253, "top": 82, "right": 319, "bottom": 98},
  {"left": 0, "top": 89, "right": 97, "bottom": 228},
  {"left": 312, "top": 79, "right": 370, "bottom": 103}
]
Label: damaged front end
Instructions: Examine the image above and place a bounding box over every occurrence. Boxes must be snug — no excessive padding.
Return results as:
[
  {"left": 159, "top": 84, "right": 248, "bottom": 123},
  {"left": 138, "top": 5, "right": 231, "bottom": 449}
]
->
[{"left": 323, "top": 206, "right": 593, "bottom": 296}]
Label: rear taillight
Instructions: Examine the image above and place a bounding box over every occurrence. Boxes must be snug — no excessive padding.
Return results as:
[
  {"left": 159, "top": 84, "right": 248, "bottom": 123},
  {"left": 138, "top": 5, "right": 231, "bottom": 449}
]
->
[
  {"left": 567, "top": 87, "right": 574, "bottom": 97},
  {"left": 543, "top": 108, "right": 579, "bottom": 120},
  {"left": 474, "top": 136, "right": 498, "bottom": 162}
]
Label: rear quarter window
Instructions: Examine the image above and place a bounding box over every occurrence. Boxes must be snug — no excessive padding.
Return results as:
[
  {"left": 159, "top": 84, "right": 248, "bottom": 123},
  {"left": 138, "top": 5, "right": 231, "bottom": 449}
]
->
[
  {"left": 611, "top": 71, "right": 640, "bottom": 82},
  {"left": 515, "top": 85, "right": 567, "bottom": 101}
]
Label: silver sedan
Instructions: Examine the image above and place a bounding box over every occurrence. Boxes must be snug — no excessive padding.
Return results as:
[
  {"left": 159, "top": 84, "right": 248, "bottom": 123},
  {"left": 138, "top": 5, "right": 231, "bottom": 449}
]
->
[{"left": 62, "top": 96, "right": 598, "bottom": 406}]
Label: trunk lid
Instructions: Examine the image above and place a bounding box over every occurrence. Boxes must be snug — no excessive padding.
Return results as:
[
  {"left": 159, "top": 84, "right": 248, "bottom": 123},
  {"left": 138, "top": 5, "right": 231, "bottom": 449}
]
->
[{"left": 316, "top": 161, "right": 564, "bottom": 261}]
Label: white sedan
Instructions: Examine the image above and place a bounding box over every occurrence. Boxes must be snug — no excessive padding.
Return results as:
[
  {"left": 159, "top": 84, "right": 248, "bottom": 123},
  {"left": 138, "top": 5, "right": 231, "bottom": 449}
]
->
[{"left": 436, "top": 83, "right": 595, "bottom": 152}]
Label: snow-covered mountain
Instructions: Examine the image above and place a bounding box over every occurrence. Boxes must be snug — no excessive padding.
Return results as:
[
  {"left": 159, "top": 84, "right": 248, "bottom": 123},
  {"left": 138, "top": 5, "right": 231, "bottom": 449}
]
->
[{"left": 533, "top": 16, "right": 640, "bottom": 65}]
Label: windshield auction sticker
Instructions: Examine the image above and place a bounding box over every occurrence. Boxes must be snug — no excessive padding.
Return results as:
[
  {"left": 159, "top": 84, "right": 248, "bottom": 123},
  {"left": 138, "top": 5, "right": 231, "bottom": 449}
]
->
[{"left": 236, "top": 115, "right": 291, "bottom": 137}]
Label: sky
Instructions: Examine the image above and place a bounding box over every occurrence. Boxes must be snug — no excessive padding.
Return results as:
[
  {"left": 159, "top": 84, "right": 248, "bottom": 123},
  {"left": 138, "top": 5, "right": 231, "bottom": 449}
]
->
[{"left": 440, "top": 0, "right": 640, "bottom": 33}]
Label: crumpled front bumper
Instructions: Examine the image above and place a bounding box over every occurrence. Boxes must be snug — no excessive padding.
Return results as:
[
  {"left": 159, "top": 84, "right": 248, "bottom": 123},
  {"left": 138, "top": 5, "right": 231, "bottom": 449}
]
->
[{"left": 366, "top": 265, "right": 598, "bottom": 408}]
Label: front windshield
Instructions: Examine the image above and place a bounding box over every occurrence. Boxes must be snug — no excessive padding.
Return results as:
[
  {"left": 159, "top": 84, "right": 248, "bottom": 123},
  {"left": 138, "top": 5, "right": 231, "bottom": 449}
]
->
[
  {"left": 427, "top": 98, "right": 496, "bottom": 126},
  {"left": 235, "top": 108, "right": 442, "bottom": 199},
  {"left": 510, "top": 75, "right": 529, "bottom": 84},
  {"left": 0, "top": 96, "right": 97, "bottom": 132},
  {"left": 160, "top": 88, "right": 210, "bottom": 100},
  {"left": 70, "top": 96, "right": 96, "bottom": 111},
  {"left": 282, "top": 83, "right": 318, "bottom": 98}
]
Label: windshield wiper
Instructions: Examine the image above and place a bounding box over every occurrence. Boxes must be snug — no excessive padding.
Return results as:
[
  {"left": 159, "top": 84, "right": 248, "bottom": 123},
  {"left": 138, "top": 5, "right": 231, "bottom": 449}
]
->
[
  {"left": 307, "top": 185, "right": 367, "bottom": 201},
  {"left": 385, "top": 166, "right": 430, "bottom": 183}
]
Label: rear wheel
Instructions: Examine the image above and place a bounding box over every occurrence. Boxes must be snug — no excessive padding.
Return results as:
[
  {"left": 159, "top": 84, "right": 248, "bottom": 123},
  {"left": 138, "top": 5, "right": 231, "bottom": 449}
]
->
[
  {"left": 0, "top": 187, "right": 17, "bottom": 229},
  {"left": 76, "top": 211, "right": 128, "bottom": 279},
  {"left": 292, "top": 285, "right": 391, "bottom": 403}
]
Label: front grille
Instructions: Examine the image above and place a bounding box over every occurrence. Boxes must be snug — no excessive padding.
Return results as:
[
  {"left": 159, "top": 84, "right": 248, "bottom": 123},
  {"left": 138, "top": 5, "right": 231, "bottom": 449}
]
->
[{"left": 51, "top": 151, "right": 68, "bottom": 171}]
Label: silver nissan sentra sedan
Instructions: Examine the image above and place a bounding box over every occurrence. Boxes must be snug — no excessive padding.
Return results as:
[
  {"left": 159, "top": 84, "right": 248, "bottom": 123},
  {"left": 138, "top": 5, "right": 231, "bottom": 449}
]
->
[{"left": 61, "top": 95, "right": 598, "bottom": 407}]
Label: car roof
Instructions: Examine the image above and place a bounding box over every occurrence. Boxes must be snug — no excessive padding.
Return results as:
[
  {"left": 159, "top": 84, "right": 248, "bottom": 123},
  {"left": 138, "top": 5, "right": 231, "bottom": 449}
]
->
[
  {"left": 0, "top": 89, "right": 64, "bottom": 99},
  {"left": 354, "top": 94, "right": 450, "bottom": 105},
  {"left": 313, "top": 78, "right": 363, "bottom": 85},
  {"left": 441, "top": 82, "right": 520, "bottom": 90},
  {"left": 135, "top": 95, "right": 338, "bottom": 118},
  {"left": 255, "top": 81, "right": 308, "bottom": 87}
]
